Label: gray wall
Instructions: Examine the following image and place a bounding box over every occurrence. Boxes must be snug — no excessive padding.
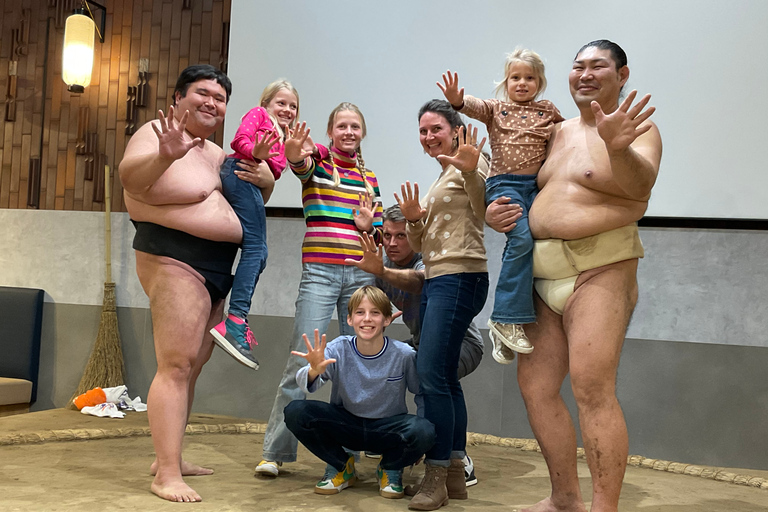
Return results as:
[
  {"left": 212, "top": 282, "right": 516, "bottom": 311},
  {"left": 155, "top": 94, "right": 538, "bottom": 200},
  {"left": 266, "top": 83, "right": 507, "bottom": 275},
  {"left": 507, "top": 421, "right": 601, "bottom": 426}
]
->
[{"left": 2, "top": 210, "right": 767, "bottom": 470}]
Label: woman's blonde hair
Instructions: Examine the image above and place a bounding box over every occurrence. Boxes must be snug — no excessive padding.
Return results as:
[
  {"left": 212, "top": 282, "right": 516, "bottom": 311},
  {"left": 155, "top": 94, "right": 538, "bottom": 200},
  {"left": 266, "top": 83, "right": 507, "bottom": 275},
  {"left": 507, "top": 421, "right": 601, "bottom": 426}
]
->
[
  {"left": 326, "top": 102, "right": 374, "bottom": 195},
  {"left": 494, "top": 47, "right": 547, "bottom": 101},
  {"left": 258, "top": 79, "right": 299, "bottom": 140},
  {"left": 347, "top": 285, "right": 392, "bottom": 318}
]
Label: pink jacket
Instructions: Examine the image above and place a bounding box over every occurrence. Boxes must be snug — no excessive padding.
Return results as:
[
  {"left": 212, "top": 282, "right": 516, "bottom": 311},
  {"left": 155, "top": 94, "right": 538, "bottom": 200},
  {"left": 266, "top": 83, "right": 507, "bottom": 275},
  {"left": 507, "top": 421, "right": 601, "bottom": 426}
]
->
[{"left": 229, "top": 106, "right": 286, "bottom": 179}]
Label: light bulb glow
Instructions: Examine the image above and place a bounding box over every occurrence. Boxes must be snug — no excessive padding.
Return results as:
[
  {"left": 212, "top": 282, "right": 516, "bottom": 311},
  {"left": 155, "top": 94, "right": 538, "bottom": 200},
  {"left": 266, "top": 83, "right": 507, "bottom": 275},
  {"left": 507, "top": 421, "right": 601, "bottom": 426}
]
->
[{"left": 62, "top": 13, "right": 95, "bottom": 90}]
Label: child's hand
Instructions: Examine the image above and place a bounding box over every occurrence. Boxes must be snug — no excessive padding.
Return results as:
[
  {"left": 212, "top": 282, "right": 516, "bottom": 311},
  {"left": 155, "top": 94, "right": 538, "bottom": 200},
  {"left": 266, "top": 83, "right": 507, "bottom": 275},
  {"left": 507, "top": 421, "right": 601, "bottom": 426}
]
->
[
  {"left": 436, "top": 124, "right": 486, "bottom": 173},
  {"left": 352, "top": 192, "right": 376, "bottom": 233},
  {"left": 301, "top": 131, "right": 318, "bottom": 158},
  {"left": 251, "top": 129, "right": 281, "bottom": 161},
  {"left": 437, "top": 70, "right": 464, "bottom": 109},
  {"left": 292, "top": 329, "right": 336, "bottom": 375},
  {"left": 152, "top": 106, "right": 203, "bottom": 161},
  {"left": 285, "top": 122, "right": 314, "bottom": 164},
  {"left": 394, "top": 181, "right": 426, "bottom": 223}
]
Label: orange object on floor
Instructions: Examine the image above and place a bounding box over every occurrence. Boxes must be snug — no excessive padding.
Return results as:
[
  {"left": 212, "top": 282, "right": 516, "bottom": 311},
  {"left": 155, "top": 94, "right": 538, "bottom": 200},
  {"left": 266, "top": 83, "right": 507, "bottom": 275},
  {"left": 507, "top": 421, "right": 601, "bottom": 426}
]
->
[{"left": 73, "top": 387, "right": 107, "bottom": 410}]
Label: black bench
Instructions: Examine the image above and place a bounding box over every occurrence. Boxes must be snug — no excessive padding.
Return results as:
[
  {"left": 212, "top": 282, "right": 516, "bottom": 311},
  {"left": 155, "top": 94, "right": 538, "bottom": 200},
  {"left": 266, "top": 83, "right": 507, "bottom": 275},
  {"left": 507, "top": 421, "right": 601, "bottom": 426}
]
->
[{"left": 0, "top": 286, "right": 44, "bottom": 416}]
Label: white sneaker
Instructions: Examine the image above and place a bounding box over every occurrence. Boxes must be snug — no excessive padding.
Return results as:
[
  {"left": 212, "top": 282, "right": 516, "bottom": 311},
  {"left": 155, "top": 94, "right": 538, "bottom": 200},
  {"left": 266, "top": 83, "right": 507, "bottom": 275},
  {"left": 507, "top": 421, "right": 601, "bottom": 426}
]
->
[
  {"left": 255, "top": 459, "right": 282, "bottom": 477},
  {"left": 463, "top": 455, "right": 477, "bottom": 487},
  {"left": 488, "top": 325, "right": 516, "bottom": 364}
]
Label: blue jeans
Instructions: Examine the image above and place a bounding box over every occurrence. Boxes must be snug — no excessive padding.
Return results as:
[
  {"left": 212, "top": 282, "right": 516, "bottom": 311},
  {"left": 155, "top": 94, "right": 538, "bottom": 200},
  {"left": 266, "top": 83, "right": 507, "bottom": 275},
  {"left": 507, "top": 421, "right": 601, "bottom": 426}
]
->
[
  {"left": 418, "top": 272, "right": 488, "bottom": 463},
  {"left": 284, "top": 401, "right": 435, "bottom": 471},
  {"left": 262, "top": 263, "right": 374, "bottom": 462},
  {"left": 220, "top": 157, "right": 267, "bottom": 319},
  {"left": 486, "top": 174, "right": 537, "bottom": 324}
]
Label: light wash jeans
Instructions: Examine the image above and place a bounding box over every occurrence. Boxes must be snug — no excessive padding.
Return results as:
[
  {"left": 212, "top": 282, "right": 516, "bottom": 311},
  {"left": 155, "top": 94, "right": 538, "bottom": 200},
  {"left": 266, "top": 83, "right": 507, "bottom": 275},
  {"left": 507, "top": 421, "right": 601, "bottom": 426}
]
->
[
  {"left": 485, "top": 173, "right": 537, "bottom": 324},
  {"left": 220, "top": 157, "right": 267, "bottom": 319},
  {"left": 261, "top": 262, "right": 374, "bottom": 462}
]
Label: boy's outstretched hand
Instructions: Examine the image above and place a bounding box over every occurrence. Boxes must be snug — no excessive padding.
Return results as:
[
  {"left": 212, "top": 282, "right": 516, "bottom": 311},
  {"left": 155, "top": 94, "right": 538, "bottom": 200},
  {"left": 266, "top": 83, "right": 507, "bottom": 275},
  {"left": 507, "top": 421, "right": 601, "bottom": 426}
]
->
[{"left": 292, "top": 329, "right": 337, "bottom": 380}]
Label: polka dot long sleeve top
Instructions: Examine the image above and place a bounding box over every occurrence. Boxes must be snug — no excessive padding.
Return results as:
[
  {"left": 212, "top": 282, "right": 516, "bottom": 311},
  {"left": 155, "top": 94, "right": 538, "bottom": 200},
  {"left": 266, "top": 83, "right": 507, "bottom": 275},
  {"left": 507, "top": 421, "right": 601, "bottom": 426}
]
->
[
  {"left": 460, "top": 96, "right": 563, "bottom": 175},
  {"left": 406, "top": 157, "right": 489, "bottom": 279}
]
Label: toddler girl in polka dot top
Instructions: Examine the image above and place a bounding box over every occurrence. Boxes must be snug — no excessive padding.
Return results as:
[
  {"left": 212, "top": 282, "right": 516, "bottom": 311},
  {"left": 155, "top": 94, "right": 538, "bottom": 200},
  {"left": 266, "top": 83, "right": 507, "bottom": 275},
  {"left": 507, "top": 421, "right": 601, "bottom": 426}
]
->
[
  {"left": 211, "top": 80, "right": 300, "bottom": 370},
  {"left": 438, "top": 48, "right": 563, "bottom": 362}
]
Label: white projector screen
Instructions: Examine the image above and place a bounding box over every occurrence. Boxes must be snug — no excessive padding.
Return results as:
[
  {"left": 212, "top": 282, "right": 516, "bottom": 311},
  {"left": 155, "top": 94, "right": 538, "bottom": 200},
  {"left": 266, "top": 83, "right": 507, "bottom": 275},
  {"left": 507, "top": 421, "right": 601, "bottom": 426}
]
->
[{"left": 224, "top": 0, "right": 768, "bottom": 219}]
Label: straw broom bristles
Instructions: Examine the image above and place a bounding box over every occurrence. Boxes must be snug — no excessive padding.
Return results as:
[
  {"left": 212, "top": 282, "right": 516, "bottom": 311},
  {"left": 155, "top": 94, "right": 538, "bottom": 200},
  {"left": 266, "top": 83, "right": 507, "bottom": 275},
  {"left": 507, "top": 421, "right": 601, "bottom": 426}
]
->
[{"left": 67, "top": 165, "right": 125, "bottom": 409}]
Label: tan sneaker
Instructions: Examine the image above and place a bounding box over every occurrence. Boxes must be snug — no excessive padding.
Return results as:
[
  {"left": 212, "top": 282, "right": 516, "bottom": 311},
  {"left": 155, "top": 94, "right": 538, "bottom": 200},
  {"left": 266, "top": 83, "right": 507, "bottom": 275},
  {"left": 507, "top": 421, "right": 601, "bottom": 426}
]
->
[
  {"left": 488, "top": 328, "right": 516, "bottom": 364},
  {"left": 487, "top": 320, "right": 534, "bottom": 354}
]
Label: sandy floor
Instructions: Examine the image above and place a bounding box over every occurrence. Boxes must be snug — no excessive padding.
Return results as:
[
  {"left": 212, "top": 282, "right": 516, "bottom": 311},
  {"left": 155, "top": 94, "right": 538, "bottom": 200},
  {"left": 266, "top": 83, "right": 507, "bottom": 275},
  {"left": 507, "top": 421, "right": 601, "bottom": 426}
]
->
[{"left": 0, "top": 410, "right": 766, "bottom": 511}]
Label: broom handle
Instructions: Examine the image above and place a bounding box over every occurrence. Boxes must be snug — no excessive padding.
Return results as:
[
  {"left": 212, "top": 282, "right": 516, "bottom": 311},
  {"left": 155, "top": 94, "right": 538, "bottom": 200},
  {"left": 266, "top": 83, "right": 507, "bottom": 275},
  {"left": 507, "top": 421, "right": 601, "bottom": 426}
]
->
[{"left": 105, "top": 164, "right": 112, "bottom": 283}]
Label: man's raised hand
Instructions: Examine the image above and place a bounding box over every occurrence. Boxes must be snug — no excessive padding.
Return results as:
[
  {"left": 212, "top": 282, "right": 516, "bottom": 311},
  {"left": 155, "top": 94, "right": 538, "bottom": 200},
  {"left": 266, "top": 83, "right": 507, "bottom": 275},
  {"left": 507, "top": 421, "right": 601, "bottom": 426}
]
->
[
  {"left": 151, "top": 106, "right": 202, "bottom": 161},
  {"left": 345, "top": 232, "right": 384, "bottom": 276},
  {"left": 592, "top": 90, "right": 655, "bottom": 153}
]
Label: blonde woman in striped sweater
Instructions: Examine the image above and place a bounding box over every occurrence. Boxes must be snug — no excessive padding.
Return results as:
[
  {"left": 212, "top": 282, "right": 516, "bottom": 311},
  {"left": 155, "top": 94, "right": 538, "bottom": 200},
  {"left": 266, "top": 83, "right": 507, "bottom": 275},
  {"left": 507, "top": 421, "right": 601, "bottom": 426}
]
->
[{"left": 255, "top": 103, "right": 384, "bottom": 478}]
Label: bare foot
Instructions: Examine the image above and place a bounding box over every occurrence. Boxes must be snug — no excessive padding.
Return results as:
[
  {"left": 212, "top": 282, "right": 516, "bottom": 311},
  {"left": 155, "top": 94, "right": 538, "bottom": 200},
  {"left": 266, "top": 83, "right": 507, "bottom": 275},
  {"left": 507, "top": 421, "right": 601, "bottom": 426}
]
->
[
  {"left": 150, "top": 459, "right": 214, "bottom": 476},
  {"left": 151, "top": 476, "right": 202, "bottom": 503},
  {"left": 520, "top": 497, "right": 587, "bottom": 512}
]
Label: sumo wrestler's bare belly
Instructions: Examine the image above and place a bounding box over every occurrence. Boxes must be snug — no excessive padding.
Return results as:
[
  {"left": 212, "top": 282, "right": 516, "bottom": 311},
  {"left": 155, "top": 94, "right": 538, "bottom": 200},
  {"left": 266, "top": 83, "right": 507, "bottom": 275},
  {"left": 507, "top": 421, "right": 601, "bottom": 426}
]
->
[
  {"left": 125, "top": 191, "right": 242, "bottom": 243},
  {"left": 530, "top": 185, "right": 646, "bottom": 241}
]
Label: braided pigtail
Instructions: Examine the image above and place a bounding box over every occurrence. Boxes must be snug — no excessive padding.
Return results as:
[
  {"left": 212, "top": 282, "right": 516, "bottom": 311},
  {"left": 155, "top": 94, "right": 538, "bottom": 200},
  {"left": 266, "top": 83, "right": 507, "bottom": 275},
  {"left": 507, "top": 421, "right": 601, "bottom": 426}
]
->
[
  {"left": 331, "top": 155, "right": 341, "bottom": 187},
  {"left": 356, "top": 146, "right": 374, "bottom": 196}
]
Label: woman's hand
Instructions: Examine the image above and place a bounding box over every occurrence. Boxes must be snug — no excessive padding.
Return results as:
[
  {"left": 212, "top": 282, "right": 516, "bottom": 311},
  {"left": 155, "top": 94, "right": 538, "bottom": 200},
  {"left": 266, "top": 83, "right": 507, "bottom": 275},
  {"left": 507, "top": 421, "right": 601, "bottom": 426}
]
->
[
  {"left": 437, "top": 70, "right": 464, "bottom": 109},
  {"left": 285, "top": 122, "right": 313, "bottom": 164},
  {"left": 251, "top": 129, "right": 280, "bottom": 161},
  {"left": 436, "top": 124, "right": 486, "bottom": 172},
  {"left": 291, "top": 329, "right": 336, "bottom": 375},
  {"left": 485, "top": 197, "right": 523, "bottom": 233},
  {"left": 151, "top": 106, "right": 202, "bottom": 161},
  {"left": 352, "top": 191, "right": 376, "bottom": 233},
  {"left": 394, "top": 181, "right": 426, "bottom": 223}
]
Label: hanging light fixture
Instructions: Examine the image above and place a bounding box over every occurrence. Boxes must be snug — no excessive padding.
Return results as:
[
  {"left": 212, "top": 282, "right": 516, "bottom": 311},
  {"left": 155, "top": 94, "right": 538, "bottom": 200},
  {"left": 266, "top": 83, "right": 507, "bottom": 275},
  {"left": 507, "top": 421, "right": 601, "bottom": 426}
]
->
[{"left": 62, "top": 1, "right": 106, "bottom": 94}]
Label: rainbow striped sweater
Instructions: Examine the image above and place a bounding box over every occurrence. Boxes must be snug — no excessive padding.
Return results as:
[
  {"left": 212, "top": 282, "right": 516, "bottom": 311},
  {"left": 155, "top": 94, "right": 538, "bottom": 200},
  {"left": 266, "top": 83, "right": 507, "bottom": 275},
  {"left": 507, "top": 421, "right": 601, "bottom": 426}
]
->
[{"left": 291, "top": 145, "right": 383, "bottom": 265}]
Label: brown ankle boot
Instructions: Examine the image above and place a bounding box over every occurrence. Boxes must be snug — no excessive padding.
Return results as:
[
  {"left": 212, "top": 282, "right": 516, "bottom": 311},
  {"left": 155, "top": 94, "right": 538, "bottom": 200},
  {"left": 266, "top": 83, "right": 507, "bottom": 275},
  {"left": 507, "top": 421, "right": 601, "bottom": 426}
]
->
[
  {"left": 406, "top": 459, "right": 467, "bottom": 500},
  {"left": 408, "top": 463, "right": 448, "bottom": 511},
  {"left": 447, "top": 458, "right": 467, "bottom": 499}
]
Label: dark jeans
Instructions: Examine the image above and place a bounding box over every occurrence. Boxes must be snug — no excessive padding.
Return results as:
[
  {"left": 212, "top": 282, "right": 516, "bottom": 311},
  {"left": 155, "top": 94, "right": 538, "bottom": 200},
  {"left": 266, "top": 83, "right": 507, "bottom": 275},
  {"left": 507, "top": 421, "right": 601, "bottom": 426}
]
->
[
  {"left": 220, "top": 157, "right": 268, "bottom": 318},
  {"left": 284, "top": 400, "right": 435, "bottom": 471},
  {"left": 418, "top": 272, "right": 488, "bottom": 463}
]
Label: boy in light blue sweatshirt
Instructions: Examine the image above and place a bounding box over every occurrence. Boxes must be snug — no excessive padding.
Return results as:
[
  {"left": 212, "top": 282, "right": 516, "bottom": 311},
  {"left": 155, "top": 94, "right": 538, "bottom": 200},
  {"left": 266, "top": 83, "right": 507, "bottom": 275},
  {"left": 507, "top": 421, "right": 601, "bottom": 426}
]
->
[{"left": 284, "top": 285, "right": 434, "bottom": 499}]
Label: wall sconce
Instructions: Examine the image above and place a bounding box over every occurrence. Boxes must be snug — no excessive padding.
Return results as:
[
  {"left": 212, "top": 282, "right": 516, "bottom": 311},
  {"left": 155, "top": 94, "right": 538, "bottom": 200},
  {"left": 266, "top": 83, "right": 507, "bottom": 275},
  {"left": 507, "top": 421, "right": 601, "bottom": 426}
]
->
[{"left": 62, "top": 1, "right": 105, "bottom": 94}]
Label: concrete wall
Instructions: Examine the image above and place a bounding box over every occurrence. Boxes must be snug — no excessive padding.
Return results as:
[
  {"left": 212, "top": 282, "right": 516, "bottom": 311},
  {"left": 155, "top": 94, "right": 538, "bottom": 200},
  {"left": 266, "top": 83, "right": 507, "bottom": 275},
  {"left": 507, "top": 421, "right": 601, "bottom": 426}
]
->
[{"left": 1, "top": 210, "right": 767, "bottom": 470}]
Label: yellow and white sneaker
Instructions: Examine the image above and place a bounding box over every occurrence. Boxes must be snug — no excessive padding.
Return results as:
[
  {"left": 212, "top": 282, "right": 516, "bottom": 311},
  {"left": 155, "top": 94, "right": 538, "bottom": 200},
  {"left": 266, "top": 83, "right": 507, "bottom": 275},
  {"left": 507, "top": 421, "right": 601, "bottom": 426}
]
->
[
  {"left": 254, "top": 459, "right": 281, "bottom": 477},
  {"left": 314, "top": 456, "right": 357, "bottom": 495}
]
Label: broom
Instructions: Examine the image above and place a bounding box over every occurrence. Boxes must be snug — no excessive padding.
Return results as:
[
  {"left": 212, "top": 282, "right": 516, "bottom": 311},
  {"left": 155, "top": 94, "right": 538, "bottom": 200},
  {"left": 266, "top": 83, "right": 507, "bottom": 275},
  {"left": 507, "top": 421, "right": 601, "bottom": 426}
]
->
[{"left": 67, "top": 164, "right": 126, "bottom": 409}]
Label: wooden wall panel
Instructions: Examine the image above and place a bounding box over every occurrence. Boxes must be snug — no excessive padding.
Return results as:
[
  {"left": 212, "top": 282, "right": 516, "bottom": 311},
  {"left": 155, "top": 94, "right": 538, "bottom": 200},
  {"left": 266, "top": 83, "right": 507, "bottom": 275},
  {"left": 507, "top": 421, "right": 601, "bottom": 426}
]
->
[{"left": 0, "top": 0, "right": 231, "bottom": 211}]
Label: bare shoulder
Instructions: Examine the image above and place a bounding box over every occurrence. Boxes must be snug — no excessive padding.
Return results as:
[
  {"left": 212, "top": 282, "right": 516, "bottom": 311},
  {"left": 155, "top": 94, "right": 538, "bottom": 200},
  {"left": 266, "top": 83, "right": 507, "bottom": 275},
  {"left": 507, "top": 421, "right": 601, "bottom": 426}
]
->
[
  {"left": 547, "top": 117, "right": 578, "bottom": 146},
  {"left": 200, "top": 138, "right": 226, "bottom": 166}
]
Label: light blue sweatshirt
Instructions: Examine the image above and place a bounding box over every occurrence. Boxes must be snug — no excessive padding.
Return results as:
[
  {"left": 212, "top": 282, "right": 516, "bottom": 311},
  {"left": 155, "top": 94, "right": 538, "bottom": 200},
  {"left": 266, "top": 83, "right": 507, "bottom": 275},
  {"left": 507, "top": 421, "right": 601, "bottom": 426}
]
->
[{"left": 296, "top": 335, "right": 419, "bottom": 419}]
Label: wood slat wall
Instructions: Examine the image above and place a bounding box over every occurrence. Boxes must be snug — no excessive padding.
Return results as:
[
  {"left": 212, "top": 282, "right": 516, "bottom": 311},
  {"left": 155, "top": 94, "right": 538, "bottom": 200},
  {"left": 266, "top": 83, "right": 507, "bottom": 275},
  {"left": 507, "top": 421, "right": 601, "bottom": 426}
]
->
[{"left": 0, "top": 0, "right": 231, "bottom": 211}]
